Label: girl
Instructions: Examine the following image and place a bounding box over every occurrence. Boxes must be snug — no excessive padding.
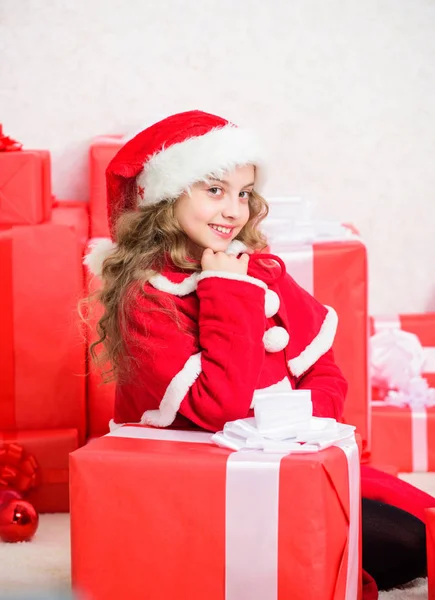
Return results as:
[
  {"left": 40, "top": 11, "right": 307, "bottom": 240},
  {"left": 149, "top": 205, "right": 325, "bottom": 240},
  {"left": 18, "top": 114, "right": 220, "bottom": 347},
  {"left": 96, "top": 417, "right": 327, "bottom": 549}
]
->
[{"left": 85, "top": 110, "right": 433, "bottom": 599}]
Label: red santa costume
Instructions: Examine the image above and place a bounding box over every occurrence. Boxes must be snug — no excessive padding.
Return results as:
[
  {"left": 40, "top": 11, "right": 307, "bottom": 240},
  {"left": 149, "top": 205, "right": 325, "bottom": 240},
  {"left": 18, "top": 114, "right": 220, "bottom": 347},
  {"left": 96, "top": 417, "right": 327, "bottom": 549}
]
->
[{"left": 85, "top": 110, "right": 434, "bottom": 600}]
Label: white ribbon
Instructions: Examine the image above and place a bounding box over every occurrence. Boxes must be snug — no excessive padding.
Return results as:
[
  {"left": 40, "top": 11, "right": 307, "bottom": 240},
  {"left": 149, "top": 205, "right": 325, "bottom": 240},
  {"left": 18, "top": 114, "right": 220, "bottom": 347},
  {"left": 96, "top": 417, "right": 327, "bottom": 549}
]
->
[
  {"left": 225, "top": 452, "right": 283, "bottom": 600},
  {"left": 262, "top": 198, "right": 358, "bottom": 246},
  {"left": 411, "top": 407, "right": 429, "bottom": 472},
  {"left": 370, "top": 315, "right": 435, "bottom": 377},
  {"left": 107, "top": 425, "right": 359, "bottom": 598},
  {"left": 336, "top": 437, "right": 360, "bottom": 600},
  {"left": 424, "top": 347, "right": 435, "bottom": 373}
]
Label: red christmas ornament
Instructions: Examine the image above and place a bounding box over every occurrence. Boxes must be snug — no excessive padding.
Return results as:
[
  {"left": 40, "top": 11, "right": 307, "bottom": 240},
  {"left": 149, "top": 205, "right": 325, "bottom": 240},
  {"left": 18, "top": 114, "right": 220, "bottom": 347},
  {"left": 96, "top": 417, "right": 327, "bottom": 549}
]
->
[
  {"left": 0, "top": 489, "right": 22, "bottom": 509},
  {"left": 0, "top": 499, "right": 39, "bottom": 543}
]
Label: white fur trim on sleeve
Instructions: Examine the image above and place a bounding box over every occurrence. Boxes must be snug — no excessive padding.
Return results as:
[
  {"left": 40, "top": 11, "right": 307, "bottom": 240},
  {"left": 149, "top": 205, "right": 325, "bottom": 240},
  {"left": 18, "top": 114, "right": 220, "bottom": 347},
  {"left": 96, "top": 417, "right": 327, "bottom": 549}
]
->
[
  {"left": 225, "top": 240, "right": 248, "bottom": 256},
  {"left": 140, "top": 352, "right": 202, "bottom": 427},
  {"left": 288, "top": 305, "right": 338, "bottom": 378},
  {"left": 108, "top": 419, "right": 123, "bottom": 432},
  {"left": 198, "top": 271, "right": 267, "bottom": 290}
]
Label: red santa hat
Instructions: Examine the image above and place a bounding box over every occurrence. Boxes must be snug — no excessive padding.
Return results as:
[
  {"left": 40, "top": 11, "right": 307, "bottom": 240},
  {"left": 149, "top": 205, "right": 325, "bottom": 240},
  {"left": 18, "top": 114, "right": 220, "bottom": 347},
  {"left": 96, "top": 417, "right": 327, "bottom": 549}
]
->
[{"left": 84, "top": 110, "right": 266, "bottom": 276}]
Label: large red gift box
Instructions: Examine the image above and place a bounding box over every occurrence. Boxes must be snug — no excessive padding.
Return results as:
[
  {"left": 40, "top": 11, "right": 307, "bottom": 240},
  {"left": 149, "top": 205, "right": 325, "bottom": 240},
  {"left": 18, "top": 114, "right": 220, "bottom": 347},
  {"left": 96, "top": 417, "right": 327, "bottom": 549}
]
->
[
  {"left": 70, "top": 426, "right": 361, "bottom": 600},
  {"left": 276, "top": 239, "right": 369, "bottom": 454},
  {"left": 0, "top": 223, "right": 86, "bottom": 443},
  {"left": 0, "top": 428, "right": 78, "bottom": 512},
  {"left": 370, "top": 314, "right": 435, "bottom": 388},
  {"left": 0, "top": 150, "right": 52, "bottom": 225},
  {"left": 89, "top": 136, "right": 123, "bottom": 238}
]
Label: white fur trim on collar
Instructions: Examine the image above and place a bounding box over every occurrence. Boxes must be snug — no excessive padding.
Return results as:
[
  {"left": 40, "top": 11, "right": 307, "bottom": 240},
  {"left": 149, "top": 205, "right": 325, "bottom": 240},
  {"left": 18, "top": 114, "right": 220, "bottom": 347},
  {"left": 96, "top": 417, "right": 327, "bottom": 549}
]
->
[
  {"left": 136, "top": 126, "right": 265, "bottom": 205},
  {"left": 83, "top": 238, "right": 118, "bottom": 277},
  {"left": 140, "top": 352, "right": 202, "bottom": 427},
  {"left": 288, "top": 305, "right": 338, "bottom": 377},
  {"left": 225, "top": 239, "right": 248, "bottom": 256},
  {"left": 149, "top": 272, "right": 200, "bottom": 296}
]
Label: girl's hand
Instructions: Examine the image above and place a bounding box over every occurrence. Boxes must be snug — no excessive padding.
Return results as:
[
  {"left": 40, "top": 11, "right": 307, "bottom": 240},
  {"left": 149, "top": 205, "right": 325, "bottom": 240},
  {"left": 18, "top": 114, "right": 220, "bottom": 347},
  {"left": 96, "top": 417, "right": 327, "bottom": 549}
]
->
[{"left": 201, "top": 249, "right": 250, "bottom": 275}]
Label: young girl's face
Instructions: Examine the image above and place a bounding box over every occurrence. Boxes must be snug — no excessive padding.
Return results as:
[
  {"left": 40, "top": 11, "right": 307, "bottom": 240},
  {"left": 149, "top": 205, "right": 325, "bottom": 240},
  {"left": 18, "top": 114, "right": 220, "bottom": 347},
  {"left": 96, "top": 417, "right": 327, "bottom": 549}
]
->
[{"left": 174, "top": 164, "right": 255, "bottom": 257}]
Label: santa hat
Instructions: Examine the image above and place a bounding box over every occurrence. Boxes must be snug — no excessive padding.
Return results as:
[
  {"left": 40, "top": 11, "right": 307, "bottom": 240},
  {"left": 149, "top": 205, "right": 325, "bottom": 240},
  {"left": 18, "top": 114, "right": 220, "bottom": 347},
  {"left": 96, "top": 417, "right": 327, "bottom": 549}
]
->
[{"left": 84, "top": 110, "right": 266, "bottom": 276}]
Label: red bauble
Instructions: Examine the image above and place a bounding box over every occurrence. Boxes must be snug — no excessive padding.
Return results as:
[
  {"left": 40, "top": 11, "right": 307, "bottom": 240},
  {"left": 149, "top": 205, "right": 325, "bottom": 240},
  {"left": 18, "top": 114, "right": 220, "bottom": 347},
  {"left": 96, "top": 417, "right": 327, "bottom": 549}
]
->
[
  {"left": 0, "top": 489, "right": 23, "bottom": 509},
  {"left": 0, "top": 499, "right": 39, "bottom": 542}
]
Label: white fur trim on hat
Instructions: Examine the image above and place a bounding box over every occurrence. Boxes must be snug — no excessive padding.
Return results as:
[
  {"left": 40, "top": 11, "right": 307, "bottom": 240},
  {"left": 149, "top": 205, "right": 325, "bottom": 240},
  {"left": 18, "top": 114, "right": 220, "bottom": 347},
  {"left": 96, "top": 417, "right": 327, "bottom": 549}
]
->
[
  {"left": 288, "top": 305, "right": 338, "bottom": 378},
  {"left": 136, "top": 125, "right": 265, "bottom": 204},
  {"left": 140, "top": 352, "right": 202, "bottom": 427},
  {"left": 265, "top": 289, "right": 280, "bottom": 318},
  {"left": 263, "top": 326, "right": 290, "bottom": 353},
  {"left": 83, "top": 238, "right": 118, "bottom": 277}
]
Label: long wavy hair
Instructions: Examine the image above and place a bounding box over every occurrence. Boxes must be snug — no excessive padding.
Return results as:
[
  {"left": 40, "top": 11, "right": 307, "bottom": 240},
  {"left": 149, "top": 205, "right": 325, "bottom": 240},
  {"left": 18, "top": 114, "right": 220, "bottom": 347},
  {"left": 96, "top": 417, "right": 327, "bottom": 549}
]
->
[{"left": 84, "top": 190, "right": 269, "bottom": 383}]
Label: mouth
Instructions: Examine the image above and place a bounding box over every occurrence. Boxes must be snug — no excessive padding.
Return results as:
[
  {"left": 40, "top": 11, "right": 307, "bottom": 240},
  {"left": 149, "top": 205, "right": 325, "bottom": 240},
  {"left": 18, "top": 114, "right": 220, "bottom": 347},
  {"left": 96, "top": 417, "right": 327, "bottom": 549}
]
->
[{"left": 208, "top": 224, "right": 235, "bottom": 239}]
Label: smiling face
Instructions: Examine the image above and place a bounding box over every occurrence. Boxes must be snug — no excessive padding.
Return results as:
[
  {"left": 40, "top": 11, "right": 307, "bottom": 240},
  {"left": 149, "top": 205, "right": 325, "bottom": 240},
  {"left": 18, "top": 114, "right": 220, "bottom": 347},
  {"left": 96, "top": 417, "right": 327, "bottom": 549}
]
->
[{"left": 174, "top": 164, "right": 255, "bottom": 257}]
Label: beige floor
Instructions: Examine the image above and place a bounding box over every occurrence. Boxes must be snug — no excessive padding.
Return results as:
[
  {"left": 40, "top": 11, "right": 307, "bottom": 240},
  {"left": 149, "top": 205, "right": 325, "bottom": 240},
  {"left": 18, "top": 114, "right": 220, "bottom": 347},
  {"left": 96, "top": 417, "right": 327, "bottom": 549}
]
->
[{"left": 400, "top": 471, "right": 435, "bottom": 496}]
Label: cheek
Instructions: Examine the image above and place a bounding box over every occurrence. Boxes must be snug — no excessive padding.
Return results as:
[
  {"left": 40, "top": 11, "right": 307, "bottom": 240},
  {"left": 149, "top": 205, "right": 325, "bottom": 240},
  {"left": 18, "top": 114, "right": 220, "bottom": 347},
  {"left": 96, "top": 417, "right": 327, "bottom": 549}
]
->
[{"left": 193, "top": 204, "right": 219, "bottom": 224}]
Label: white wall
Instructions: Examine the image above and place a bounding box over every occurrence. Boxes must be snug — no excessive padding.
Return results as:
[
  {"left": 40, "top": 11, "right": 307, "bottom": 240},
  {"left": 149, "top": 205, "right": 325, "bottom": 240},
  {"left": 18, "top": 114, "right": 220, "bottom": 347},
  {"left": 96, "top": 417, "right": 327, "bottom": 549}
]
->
[{"left": 2, "top": 0, "right": 435, "bottom": 314}]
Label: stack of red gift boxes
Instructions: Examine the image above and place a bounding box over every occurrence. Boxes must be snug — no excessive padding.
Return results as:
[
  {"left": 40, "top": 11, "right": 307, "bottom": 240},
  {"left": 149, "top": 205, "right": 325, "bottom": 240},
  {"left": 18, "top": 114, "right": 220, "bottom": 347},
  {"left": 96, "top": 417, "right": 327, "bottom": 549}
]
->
[{"left": 0, "top": 135, "right": 88, "bottom": 512}]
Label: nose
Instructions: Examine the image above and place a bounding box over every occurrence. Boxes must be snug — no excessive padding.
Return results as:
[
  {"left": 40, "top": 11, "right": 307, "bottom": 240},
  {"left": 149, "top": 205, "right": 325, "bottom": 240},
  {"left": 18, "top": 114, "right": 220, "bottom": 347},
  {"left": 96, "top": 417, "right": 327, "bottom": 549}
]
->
[{"left": 221, "top": 192, "right": 241, "bottom": 220}]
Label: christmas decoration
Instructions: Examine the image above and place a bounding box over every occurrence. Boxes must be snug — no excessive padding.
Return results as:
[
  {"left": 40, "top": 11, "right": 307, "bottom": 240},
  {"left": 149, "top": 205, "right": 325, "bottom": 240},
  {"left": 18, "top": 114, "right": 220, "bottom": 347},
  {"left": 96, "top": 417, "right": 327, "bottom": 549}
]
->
[
  {"left": 0, "top": 498, "right": 39, "bottom": 542},
  {"left": 0, "top": 489, "right": 22, "bottom": 508},
  {"left": 0, "top": 125, "right": 22, "bottom": 152},
  {"left": 0, "top": 443, "right": 39, "bottom": 495}
]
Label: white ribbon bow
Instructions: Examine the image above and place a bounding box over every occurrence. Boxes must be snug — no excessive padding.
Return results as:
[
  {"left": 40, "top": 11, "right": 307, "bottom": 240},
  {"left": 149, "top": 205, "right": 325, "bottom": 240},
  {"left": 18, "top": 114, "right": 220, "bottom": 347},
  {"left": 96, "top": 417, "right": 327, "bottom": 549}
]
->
[
  {"left": 211, "top": 391, "right": 356, "bottom": 453},
  {"left": 370, "top": 328, "right": 435, "bottom": 407}
]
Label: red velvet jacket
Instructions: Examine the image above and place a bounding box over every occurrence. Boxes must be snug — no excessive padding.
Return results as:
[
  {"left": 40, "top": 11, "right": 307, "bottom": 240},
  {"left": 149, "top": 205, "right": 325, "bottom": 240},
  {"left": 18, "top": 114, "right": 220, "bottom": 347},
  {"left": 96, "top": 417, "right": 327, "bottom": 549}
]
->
[{"left": 113, "top": 247, "right": 347, "bottom": 432}]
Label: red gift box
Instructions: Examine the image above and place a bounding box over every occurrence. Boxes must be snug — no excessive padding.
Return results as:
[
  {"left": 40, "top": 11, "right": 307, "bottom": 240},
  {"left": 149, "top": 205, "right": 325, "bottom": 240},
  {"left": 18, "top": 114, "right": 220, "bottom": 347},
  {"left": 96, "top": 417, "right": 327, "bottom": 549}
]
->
[
  {"left": 0, "top": 223, "right": 86, "bottom": 443},
  {"left": 52, "top": 199, "right": 90, "bottom": 259},
  {"left": 0, "top": 150, "right": 52, "bottom": 225},
  {"left": 0, "top": 428, "right": 77, "bottom": 512},
  {"left": 370, "top": 314, "right": 435, "bottom": 388},
  {"left": 276, "top": 239, "right": 369, "bottom": 454},
  {"left": 89, "top": 136, "right": 123, "bottom": 238},
  {"left": 70, "top": 426, "right": 361, "bottom": 600},
  {"left": 370, "top": 404, "right": 435, "bottom": 472}
]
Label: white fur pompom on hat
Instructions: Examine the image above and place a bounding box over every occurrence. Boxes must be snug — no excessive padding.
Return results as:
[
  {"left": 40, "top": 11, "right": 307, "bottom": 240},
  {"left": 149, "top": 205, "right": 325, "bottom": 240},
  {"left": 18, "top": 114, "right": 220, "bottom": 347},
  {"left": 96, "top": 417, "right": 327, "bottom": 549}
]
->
[{"left": 83, "top": 238, "right": 118, "bottom": 277}]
